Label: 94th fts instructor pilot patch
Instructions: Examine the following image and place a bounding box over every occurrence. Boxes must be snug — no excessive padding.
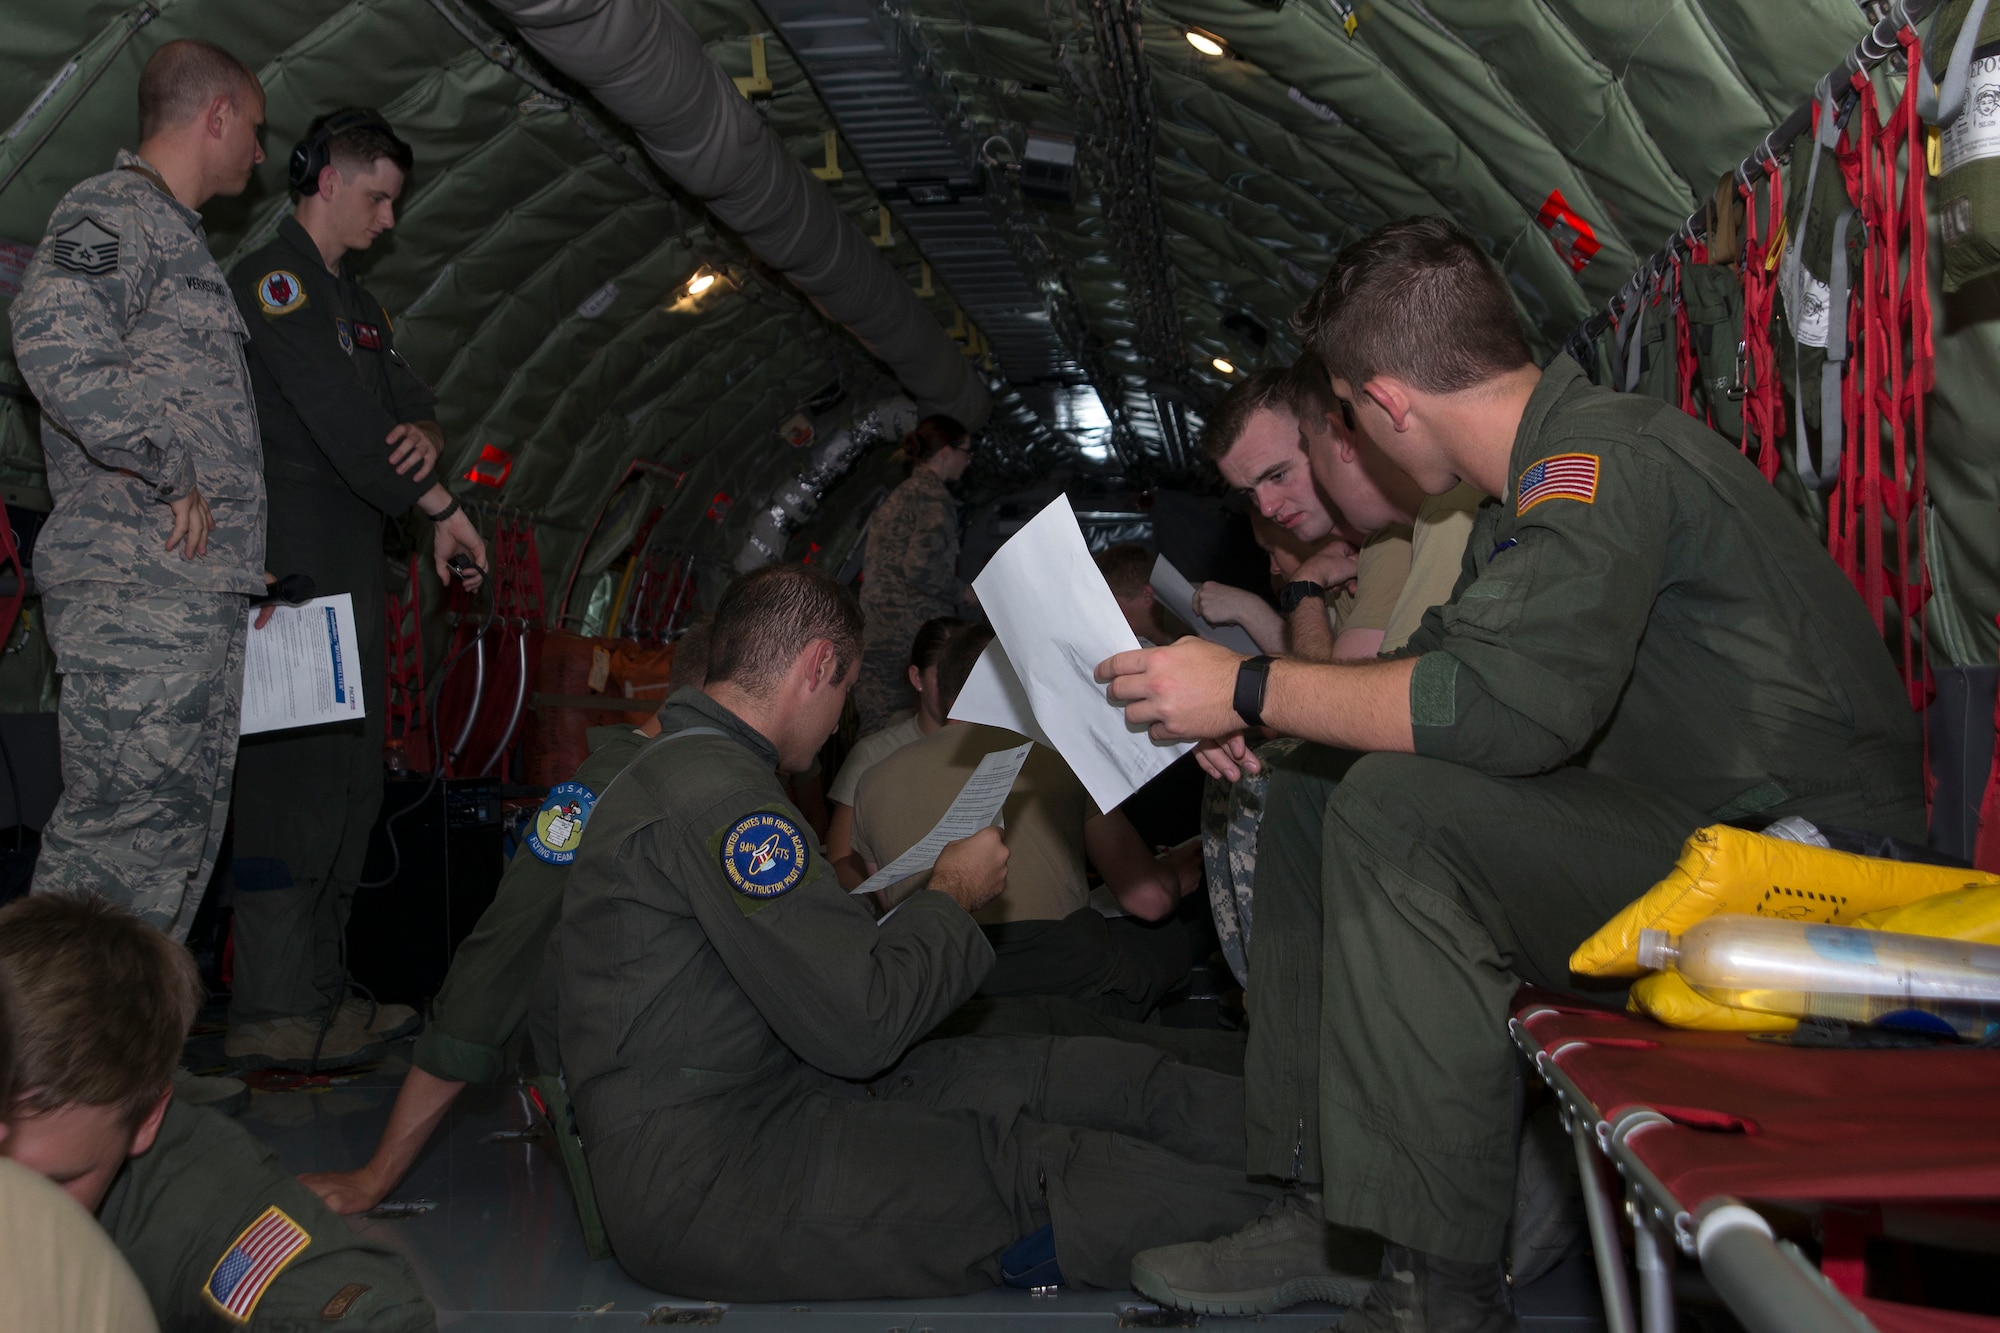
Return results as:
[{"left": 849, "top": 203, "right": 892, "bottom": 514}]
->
[{"left": 720, "top": 811, "right": 809, "bottom": 908}]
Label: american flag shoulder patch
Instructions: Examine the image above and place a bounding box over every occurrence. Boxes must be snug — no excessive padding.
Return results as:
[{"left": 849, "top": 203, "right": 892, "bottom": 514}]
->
[
  {"left": 1516, "top": 452, "right": 1600, "bottom": 514},
  {"left": 204, "top": 1205, "right": 312, "bottom": 1322}
]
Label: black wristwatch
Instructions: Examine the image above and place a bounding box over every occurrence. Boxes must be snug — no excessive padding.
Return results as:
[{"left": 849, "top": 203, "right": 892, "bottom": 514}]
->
[
  {"left": 1278, "top": 580, "right": 1327, "bottom": 615},
  {"left": 1233, "top": 655, "right": 1275, "bottom": 729}
]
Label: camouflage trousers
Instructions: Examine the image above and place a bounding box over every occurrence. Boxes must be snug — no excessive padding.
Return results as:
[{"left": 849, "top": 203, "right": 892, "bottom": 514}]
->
[
  {"left": 853, "top": 640, "right": 917, "bottom": 734},
  {"left": 34, "top": 583, "right": 247, "bottom": 941},
  {"left": 1200, "top": 736, "right": 1305, "bottom": 989}
]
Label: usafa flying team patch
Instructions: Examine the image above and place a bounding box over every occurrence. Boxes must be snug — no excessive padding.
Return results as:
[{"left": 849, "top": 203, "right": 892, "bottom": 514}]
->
[
  {"left": 1516, "top": 452, "right": 1600, "bottom": 514},
  {"left": 50, "top": 215, "right": 119, "bottom": 275},
  {"left": 526, "top": 781, "right": 595, "bottom": 865},
  {"left": 205, "top": 1205, "right": 312, "bottom": 1322},
  {"left": 721, "top": 812, "right": 809, "bottom": 902},
  {"left": 335, "top": 317, "right": 354, "bottom": 354},
  {"left": 354, "top": 321, "right": 382, "bottom": 349},
  {"left": 257, "top": 269, "right": 306, "bottom": 316}
]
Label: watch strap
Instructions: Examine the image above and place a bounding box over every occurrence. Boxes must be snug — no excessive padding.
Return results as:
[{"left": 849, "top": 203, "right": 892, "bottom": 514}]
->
[
  {"left": 1279, "top": 580, "right": 1327, "bottom": 614},
  {"left": 1233, "top": 655, "right": 1275, "bottom": 729}
]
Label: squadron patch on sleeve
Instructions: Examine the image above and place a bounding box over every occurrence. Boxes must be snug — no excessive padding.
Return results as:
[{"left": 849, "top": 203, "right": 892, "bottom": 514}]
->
[
  {"left": 720, "top": 811, "right": 810, "bottom": 903},
  {"left": 204, "top": 1205, "right": 312, "bottom": 1322},
  {"left": 1516, "top": 452, "right": 1599, "bottom": 514},
  {"left": 257, "top": 269, "right": 307, "bottom": 316},
  {"left": 526, "top": 781, "right": 595, "bottom": 865},
  {"left": 334, "top": 317, "right": 354, "bottom": 354},
  {"left": 49, "top": 216, "right": 120, "bottom": 275}
]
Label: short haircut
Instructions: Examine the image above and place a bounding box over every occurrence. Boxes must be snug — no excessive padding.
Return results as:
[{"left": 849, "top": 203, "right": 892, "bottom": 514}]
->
[
  {"left": 901, "top": 414, "right": 970, "bottom": 465},
  {"left": 137, "top": 39, "right": 260, "bottom": 141},
  {"left": 0, "top": 895, "right": 202, "bottom": 1127},
  {"left": 668, "top": 618, "right": 713, "bottom": 694},
  {"left": 936, "top": 623, "right": 996, "bottom": 713},
  {"left": 305, "top": 108, "right": 414, "bottom": 179},
  {"left": 706, "top": 564, "right": 864, "bottom": 695},
  {"left": 1283, "top": 354, "right": 1343, "bottom": 432},
  {"left": 909, "top": 617, "right": 962, "bottom": 674},
  {"left": 1094, "top": 543, "right": 1154, "bottom": 599},
  {"left": 1292, "top": 215, "right": 1532, "bottom": 394},
  {"left": 1199, "top": 368, "right": 1295, "bottom": 463}
]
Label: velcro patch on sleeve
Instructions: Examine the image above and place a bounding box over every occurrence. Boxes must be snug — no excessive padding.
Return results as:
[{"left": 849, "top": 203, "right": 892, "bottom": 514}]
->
[
  {"left": 50, "top": 216, "right": 119, "bottom": 276},
  {"left": 718, "top": 810, "right": 810, "bottom": 912},
  {"left": 320, "top": 1282, "right": 371, "bottom": 1321},
  {"left": 257, "top": 269, "right": 307, "bottom": 316},
  {"left": 1515, "top": 452, "right": 1599, "bottom": 514},
  {"left": 527, "top": 781, "right": 596, "bottom": 865},
  {"left": 205, "top": 1205, "right": 312, "bottom": 1322}
]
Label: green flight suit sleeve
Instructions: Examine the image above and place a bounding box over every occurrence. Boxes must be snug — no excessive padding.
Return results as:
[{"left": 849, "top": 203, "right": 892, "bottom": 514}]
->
[
  {"left": 228, "top": 264, "right": 430, "bottom": 517},
  {"left": 9, "top": 199, "right": 195, "bottom": 500},
  {"left": 655, "top": 794, "right": 993, "bottom": 1080},
  {"left": 370, "top": 298, "right": 436, "bottom": 423},
  {"left": 1407, "top": 445, "right": 1671, "bottom": 776}
]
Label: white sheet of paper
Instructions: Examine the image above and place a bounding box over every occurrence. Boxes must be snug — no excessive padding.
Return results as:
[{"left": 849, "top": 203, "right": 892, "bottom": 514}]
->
[
  {"left": 855, "top": 740, "right": 1033, "bottom": 897},
  {"left": 964, "top": 494, "right": 1193, "bottom": 811},
  {"left": 1149, "top": 555, "right": 1261, "bottom": 655},
  {"left": 240, "top": 594, "right": 366, "bottom": 736},
  {"left": 949, "top": 641, "right": 1054, "bottom": 750}
]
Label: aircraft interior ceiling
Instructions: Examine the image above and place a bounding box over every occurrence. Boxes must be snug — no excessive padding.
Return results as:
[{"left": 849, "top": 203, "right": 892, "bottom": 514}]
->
[{"left": 0, "top": 0, "right": 1994, "bottom": 660}]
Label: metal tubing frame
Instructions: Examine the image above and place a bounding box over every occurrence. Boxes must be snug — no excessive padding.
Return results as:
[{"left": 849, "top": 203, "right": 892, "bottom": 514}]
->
[
  {"left": 1568, "top": 0, "right": 1939, "bottom": 348},
  {"left": 1510, "top": 1010, "right": 1887, "bottom": 1333}
]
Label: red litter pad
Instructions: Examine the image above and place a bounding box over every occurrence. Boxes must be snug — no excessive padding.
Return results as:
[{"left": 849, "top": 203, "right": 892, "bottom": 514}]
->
[
  {"left": 1511, "top": 992, "right": 2000, "bottom": 1208},
  {"left": 1854, "top": 1298, "right": 2000, "bottom": 1333}
]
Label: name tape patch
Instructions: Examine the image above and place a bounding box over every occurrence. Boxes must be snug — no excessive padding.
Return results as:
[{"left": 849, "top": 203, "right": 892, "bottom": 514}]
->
[
  {"left": 526, "top": 781, "right": 595, "bottom": 865},
  {"left": 354, "top": 321, "right": 382, "bottom": 350},
  {"left": 50, "top": 216, "right": 119, "bottom": 276},
  {"left": 721, "top": 812, "right": 809, "bottom": 902},
  {"left": 258, "top": 269, "right": 306, "bottom": 316},
  {"left": 1516, "top": 452, "right": 1599, "bottom": 514},
  {"left": 206, "top": 1205, "right": 312, "bottom": 1322}
]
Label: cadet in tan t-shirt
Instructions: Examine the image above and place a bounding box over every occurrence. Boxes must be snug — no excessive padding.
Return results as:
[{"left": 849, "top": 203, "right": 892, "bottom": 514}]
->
[{"left": 850, "top": 627, "right": 1201, "bottom": 1019}]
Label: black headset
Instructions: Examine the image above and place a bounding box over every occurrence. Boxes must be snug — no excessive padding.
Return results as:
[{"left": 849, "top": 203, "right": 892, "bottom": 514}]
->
[{"left": 287, "top": 107, "right": 396, "bottom": 194}]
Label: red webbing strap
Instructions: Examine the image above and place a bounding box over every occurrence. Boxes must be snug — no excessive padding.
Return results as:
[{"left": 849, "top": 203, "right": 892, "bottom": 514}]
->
[
  {"left": 1670, "top": 241, "right": 1712, "bottom": 425},
  {"left": 1977, "top": 615, "right": 2000, "bottom": 874},
  {"left": 517, "top": 522, "right": 546, "bottom": 628},
  {"left": 1736, "top": 156, "right": 1786, "bottom": 482},
  {"left": 384, "top": 553, "right": 427, "bottom": 753},
  {"left": 1831, "top": 35, "right": 1934, "bottom": 711},
  {"left": 0, "top": 516, "right": 25, "bottom": 651}
]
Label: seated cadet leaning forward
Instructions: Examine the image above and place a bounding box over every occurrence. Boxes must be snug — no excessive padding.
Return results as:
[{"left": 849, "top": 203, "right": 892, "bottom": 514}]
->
[
  {"left": 0, "top": 895, "right": 434, "bottom": 1331},
  {"left": 558, "top": 564, "right": 1310, "bottom": 1301},
  {"left": 824, "top": 615, "right": 962, "bottom": 889},
  {"left": 300, "top": 621, "right": 712, "bottom": 1217},
  {"left": 852, "top": 623, "right": 1202, "bottom": 1020},
  {"left": 1099, "top": 216, "right": 1924, "bottom": 1332}
]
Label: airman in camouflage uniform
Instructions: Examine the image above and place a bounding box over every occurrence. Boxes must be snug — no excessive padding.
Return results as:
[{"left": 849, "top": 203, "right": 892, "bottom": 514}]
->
[
  {"left": 1200, "top": 736, "right": 1304, "bottom": 989},
  {"left": 11, "top": 141, "right": 267, "bottom": 940},
  {"left": 858, "top": 462, "right": 966, "bottom": 732}
]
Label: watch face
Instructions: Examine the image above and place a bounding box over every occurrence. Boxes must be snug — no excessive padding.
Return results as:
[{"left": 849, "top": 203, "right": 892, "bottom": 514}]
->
[{"left": 1280, "top": 581, "right": 1324, "bottom": 614}]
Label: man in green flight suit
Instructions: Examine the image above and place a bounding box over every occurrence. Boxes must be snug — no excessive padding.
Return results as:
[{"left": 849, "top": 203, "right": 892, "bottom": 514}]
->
[
  {"left": 1098, "top": 217, "right": 1923, "bottom": 1331},
  {"left": 298, "top": 621, "right": 712, "bottom": 1222},
  {"left": 225, "top": 108, "right": 487, "bottom": 1071},
  {"left": 559, "top": 565, "right": 1336, "bottom": 1301},
  {"left": 0, "top": 894, "right": 433, "bottom": 1331}
]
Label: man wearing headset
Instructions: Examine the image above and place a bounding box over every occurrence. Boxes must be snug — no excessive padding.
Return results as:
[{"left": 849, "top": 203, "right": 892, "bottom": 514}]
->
[{"left": 224, "top": 108, "right": 486, "bottom": 1071}]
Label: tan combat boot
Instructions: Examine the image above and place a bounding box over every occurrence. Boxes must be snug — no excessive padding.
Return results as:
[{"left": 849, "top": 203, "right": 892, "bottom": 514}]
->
[
  {"left": 225, "top": 1008, "right": 387, "bottom": 1072},
  {"left": 1130, "top": 1190, "right": 1380, "bottom": 1315}
]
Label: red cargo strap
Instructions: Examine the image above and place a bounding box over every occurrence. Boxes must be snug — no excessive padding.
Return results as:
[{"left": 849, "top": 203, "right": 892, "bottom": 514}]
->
[
  {"left": 1977, "top": 615, "right": 2000, "bottom": 874},
  {"left": 1832, "top": 30, "right": 1935, "bottom": 711},
  {"left": 383, "top": 553, "right": 429, "bottom": 769},
  {"left": 1735, "top": 152, "right": 1786, "bottom": 483},
  {"left": 1670, "top": 240, "right": 1713, "bottom": 426},
  {"left": 0, "top": 514, "right": 24, "bottom": 651}
]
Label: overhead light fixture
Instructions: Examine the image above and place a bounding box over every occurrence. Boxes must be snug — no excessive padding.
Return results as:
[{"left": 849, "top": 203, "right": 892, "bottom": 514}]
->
[
  {"left": 1185, "top": 28, "right": 1227, "bottom": 56},
  {"left": 686, "top": 269, "right": 718, "bottom": 296},
  {"left": 1212, "top": 357, "right": 1236, "bottom": 375}
]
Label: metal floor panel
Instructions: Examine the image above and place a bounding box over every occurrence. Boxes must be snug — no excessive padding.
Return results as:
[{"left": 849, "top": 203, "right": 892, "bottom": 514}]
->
[{"left": 233, "top": 1047, "right": 1605, "bottom": 1332}]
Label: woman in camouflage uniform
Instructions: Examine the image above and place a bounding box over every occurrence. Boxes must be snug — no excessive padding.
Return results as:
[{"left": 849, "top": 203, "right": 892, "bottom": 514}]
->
[{"left": 855, "top": 415, "right": 973, "bottom": 731}]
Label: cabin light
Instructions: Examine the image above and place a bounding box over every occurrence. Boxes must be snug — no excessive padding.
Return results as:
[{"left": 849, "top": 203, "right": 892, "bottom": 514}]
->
[
  {"left": 686, "top": 270, "right": 718, "bottom": 296},
  {"left": 1212, "top": 357, "right": 1236, "bottom": 375},
  {"left": 1185, "top": 28, "right": 1227, "bottom": 56}
]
